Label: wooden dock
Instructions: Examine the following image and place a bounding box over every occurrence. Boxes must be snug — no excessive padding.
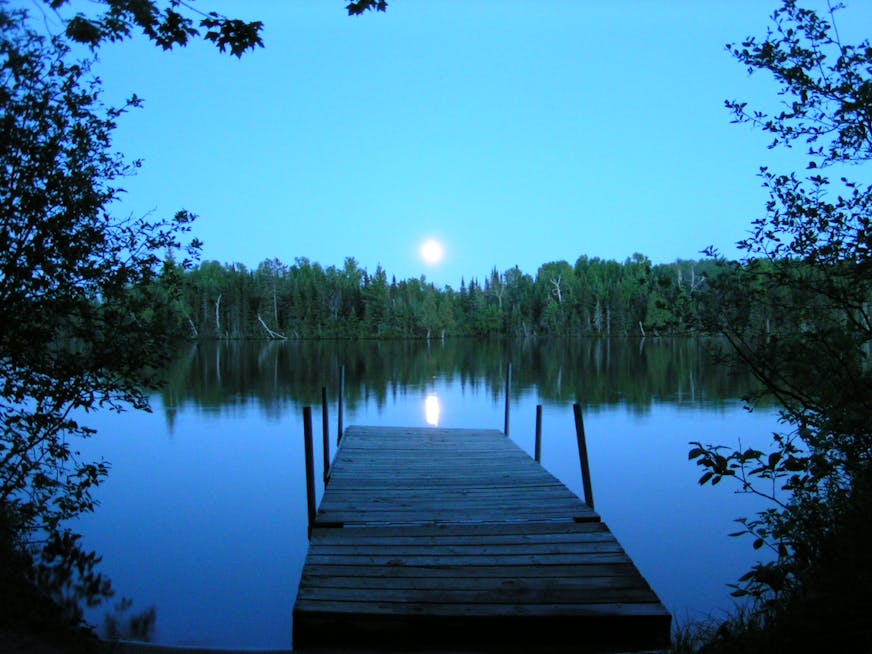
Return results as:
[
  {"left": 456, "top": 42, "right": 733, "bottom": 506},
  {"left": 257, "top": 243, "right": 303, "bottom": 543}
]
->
[{"left": 292, "top": 425, "right": 671, "bottom": 652}]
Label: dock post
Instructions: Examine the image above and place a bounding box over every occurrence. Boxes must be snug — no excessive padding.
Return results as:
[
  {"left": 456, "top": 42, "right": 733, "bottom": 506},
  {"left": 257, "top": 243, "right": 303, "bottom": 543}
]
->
[
  {"left": 321, "top": 387, "right": 330, "bottom": 485},
  {"left": 303, "top": 406, "right": 317, "bottom": 540},
  {"left": 337, "top": 365, "right": 345, "bottom": 445},
  {"left": 504, "top": 362, "right": 511, "bottom": 435},
  {"left": 572, "top": 403, "right": 594, "bottom": 509},
  {"left": 534, "top": 404, "right": 542, "bottom": 463}
]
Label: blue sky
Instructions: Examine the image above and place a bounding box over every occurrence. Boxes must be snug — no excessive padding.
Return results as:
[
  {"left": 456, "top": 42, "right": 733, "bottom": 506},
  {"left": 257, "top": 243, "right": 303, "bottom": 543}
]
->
[{"left": 31, "top": 1, "right": 872, "bottom": 288}]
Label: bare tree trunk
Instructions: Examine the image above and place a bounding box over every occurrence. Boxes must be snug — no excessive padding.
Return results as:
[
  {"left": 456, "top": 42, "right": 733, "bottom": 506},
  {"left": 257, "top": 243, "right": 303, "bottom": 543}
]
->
[
  {"left": 257, "top": 313, "right": 287, "bottom": 340},
  {"left": 593, "top": 299, "right": 602, "bottom": 333},
  {"left": 177, "top": 302, "right": 199, "bottom": 339},
  {"left": 639, "top": 320, "right": 646, "bottom": 338},
  {"left": 273, "top": 278, "right": 279, "bottom": 325},
  {"left": 550, "top": 276, "right": 563, "bottom": 304},
  {"left": 519, "top": 321, "right": 535, "bottom": 339},
  {"left": 215, "top": 293, "right": 222, "bottom": 336}
]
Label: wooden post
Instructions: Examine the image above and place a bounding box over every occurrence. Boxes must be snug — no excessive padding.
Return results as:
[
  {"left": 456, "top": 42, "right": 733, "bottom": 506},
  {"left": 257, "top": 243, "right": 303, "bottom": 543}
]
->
[
  {"left": 573, "top": 403, "right": 594, "bottom": 509},
  {"left": 534, "top": 404, "right": 542, "bottom": 463},
  {"left": 321, "top": 386, "right": 330, "bottom": 485},
  {"left": 337, "top": 365, "right": 345, "bottom": 445},
  {"left": 303, "top": 406, "right": 317, "bottom": 540},
  {"left": 504, "top": 362, "right": 511, "bottom": 435}
]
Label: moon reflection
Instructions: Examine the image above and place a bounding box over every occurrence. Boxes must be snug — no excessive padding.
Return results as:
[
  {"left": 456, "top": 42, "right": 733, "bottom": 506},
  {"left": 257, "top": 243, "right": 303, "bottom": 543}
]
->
[{"left": 424, "top": 394, "right": 441, "bottom": 426}]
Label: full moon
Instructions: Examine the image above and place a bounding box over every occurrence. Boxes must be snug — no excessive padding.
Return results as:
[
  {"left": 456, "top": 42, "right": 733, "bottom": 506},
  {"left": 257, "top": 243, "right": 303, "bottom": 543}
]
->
[{"left": 420, "top": 238, "right": 444, "bottom": 265}]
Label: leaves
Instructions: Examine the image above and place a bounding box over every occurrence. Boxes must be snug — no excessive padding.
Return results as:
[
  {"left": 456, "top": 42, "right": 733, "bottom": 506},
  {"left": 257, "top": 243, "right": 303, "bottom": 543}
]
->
[
  {"left": 725, "top": 0, "right": 872, "bottom": 166},
  {"left": 42, "top": 1, "right": 264, "bottom": 55},
  {"left": 347, "top": 0, "right": 389, "bottom": 16},
  {"left": 695, "top": 0, "right": 872, "bottom": 613},
  {"left": 202, "top": 17, "right": 264, "bottom": 58},
  {"left": 65, "top": 15, "right": 102, "bottom": 46}
]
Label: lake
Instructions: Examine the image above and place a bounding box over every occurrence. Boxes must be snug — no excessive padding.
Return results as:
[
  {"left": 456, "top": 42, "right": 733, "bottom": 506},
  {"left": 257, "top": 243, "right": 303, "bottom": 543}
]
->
[{"left": 75, "top": 337, "right": 780, "bottom": 649}]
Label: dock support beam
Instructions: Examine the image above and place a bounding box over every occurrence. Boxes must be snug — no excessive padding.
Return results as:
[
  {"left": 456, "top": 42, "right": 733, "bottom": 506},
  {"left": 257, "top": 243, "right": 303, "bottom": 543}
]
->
[
  {"left": 504, "top": 362, "right": 511, "bottom": 435},
  {"left": 573, "top": 403, "right": 594, "bottom": 509},
  {"left": 534, "top": 404, "right": 542, "bottom": 463},
  {"left": 303, "top": 406, "right": 317, "bottom": 539},
  {"left": 337, "top": 365, "right": 345, "bottom": 445},
  {"left": 321, "top": 387, "right": 330, "bottom": 485}
]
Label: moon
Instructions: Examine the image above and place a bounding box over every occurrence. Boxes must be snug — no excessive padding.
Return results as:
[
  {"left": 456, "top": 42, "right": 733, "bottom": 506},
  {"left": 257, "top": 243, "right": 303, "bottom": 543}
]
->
[{"left": 420, "top": 238, "right": 445, "bottom": 265}]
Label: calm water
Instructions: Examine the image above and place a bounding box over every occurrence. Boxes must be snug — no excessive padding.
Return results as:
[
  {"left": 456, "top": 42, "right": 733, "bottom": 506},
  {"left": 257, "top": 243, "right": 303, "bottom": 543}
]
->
[{"left": 76, "top": 337, "right": 780, "bottom": 649}]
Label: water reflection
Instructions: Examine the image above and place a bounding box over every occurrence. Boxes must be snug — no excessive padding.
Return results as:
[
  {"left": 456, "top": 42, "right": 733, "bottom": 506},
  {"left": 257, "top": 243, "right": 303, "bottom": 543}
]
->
[
  {"left": 158, "top": 337, "right": 766, "bottom": 429},
  {"left": 424, "top": 394, "right": 441, "bottom": 425}
]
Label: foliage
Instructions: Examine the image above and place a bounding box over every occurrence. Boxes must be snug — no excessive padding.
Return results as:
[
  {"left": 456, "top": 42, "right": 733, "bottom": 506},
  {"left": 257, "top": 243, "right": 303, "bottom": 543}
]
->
[
  {"left": 0, "top": 507, "right": 102, "bottom": 651},
  {"left": 37, "top": 0, "right": 263, "bottom": 57},
  {"left": 669, "top": 473, "right": 872, "bottom": 654},
  {"left": 0, "top": 4, "right": 199, "bottom": 624},
  {"left": 101, "top": 597, "right": 156, "bottom": 643},
  {"left": 690, "top": 1, "right": 872, "bottom": 647},
  {"left": 346, "top": 1, "right": 389, "bottom": 16}
]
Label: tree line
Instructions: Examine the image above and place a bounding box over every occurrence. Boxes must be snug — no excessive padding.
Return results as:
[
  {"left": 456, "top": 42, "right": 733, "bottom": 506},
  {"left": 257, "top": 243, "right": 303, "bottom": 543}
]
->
[{"left": 163, "top": 253, "right": 724, "bottom": 340}]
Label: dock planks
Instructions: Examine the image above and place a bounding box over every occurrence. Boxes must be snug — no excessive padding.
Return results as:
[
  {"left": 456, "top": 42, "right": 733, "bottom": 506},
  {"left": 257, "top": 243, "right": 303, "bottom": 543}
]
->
[{"left": 292, "top": 425, "right": 671, "bottom": 652}]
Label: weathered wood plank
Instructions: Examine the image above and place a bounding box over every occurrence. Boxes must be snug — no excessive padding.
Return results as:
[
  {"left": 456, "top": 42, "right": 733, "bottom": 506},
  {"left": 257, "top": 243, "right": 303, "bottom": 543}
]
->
[
  {"left": 309, "top": 531, "right": 618, "bottom": 547},
  {"left": 305, "top": 520, "right": 611, "bottom": 538},
  {"left": 319, "top": 490, "right": 583, "bottom": 504},
  {"left": 295, "top": 598, "right": 670, "bottom": 618},
  {"left": 299, "top": 572, "right": 651, "bottom": 591},
  {"left": 305, "top": 542, "right": 626, "bottom": 557},
  {"left": 297, "top": 586, "right": 661, "bottom": 605},
  {"left": 300, "top": 562, "right": 642, "bottom": 579},
  {"left": 316, "top": 506, "right": 589, "bottom": 517},
  {"left": 315, "top": 514, "right": 596, "bottom": 527},
  {"left": 304, "top": 552, "right": 634, "bottom": 566}
]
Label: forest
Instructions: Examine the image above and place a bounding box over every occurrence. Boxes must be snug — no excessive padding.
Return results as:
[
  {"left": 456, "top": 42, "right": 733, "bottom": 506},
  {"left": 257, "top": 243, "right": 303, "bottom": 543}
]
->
[{"left": 166, "top": 253, "right": 724, "bottom": 340}]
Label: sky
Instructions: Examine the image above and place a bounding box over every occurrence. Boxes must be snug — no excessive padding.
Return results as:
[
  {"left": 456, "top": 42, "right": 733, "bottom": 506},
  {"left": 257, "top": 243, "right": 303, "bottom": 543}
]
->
[{"left": 21, "top": 1, "right": 872, "bottom": 288}]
